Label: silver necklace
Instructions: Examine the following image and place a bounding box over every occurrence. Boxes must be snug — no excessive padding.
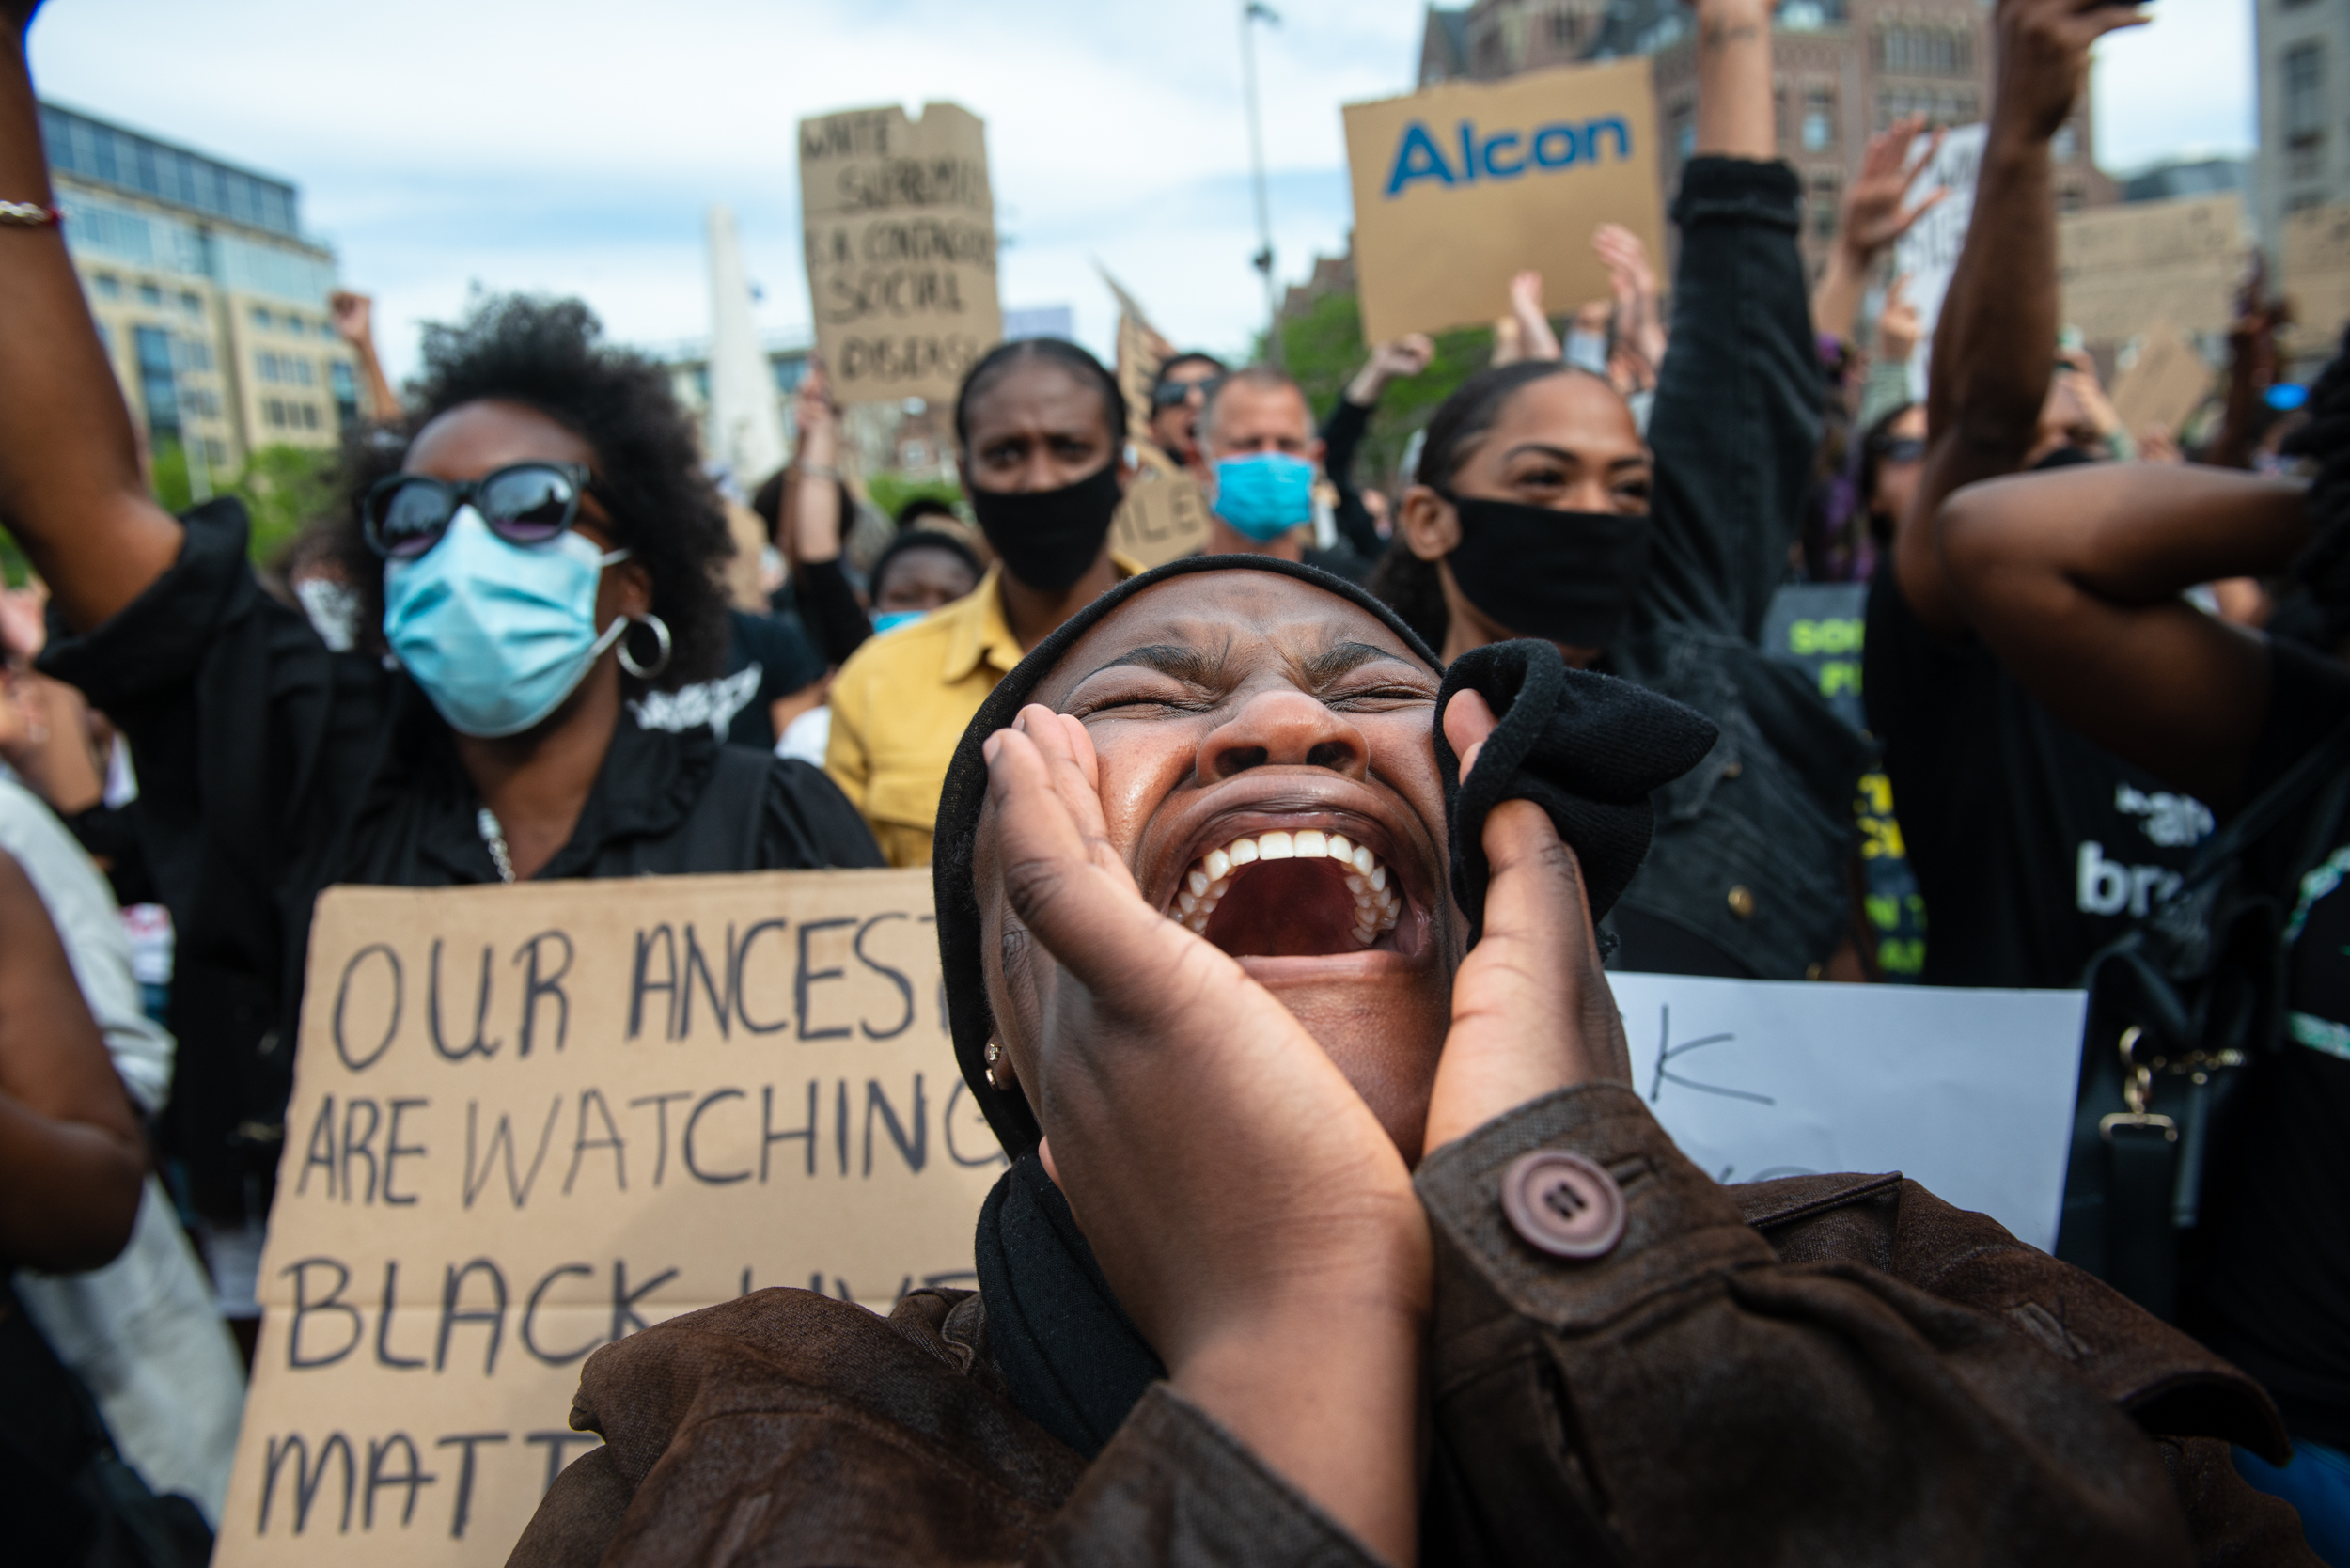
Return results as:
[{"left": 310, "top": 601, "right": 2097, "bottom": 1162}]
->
[{"left": 476, "top": 806, "right": 516, "bottom": 884}]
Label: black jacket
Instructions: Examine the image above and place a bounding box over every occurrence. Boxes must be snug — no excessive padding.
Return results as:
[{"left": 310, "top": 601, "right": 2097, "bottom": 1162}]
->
[
  {"left": 1603, "top": 158, "right": 1869, "bottom": 979},
  {"left": 41, "top": 501, "right": 881, "bottom": 1142}
]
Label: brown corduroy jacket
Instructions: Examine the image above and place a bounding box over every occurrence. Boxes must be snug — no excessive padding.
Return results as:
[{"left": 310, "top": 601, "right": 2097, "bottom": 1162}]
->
[{"left": 509, "top": 1085, "right": 2317, "bottom": 1566}]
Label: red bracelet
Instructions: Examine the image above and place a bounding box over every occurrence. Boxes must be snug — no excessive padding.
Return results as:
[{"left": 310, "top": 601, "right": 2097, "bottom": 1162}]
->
[{"left": 0, "top": 200, "right": 62, "bottom": 227}]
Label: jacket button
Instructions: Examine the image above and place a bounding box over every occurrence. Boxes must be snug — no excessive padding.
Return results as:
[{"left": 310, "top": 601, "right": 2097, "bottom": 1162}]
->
[
  {"left": 1721, "top": 761, "right": 1742, "bottom": 779},
  {"left": 1500, "top": 1151, "right": 1626, "bottom": 1260},
  {"left": 1727, "top": 885, "right": 1756, "bottom": 918}
]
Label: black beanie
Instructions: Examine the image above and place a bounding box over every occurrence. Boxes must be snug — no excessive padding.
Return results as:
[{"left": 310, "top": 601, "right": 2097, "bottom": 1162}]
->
[{"left": 932, "top": 553, "right": 1716, "bottom": 1160}]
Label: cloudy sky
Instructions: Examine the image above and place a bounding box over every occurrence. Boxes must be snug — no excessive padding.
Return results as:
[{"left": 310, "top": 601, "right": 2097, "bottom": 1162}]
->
[{"left": 26, "top": 0, "right": 2253, "bottom": 382}]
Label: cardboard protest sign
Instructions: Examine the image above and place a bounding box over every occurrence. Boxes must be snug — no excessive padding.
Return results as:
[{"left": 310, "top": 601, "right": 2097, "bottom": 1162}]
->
[
  {"left": 1343, "top": 59, "right": 1666, "bottom": 344},
  {"left": 1102, "top": 266, "right": 1176, "bottom": 456},
  {"left": 1109, "top": 463, "right": 1212, "bottom": 569},
  {"left": 215, "top": 870, "right": 1003, "bottom": 1567},
  {"left": 1616, "top": 972, "right": 2084, "bottom": 1250},
  {"left": 801, "top": 102, "right": 1003, "bottom": 407},
  {"left": 2058, "top": 194, "right": 2246, "bottom": 346},
  {"left": 1892, "top": 123, "right": 1984, "bottom": 403},
  {"left": 2281, "top": 201, "right": 2350, "bottom": 360},
  {"left": 2108, "top": 323, "right": 2215, "bottom": 438}
]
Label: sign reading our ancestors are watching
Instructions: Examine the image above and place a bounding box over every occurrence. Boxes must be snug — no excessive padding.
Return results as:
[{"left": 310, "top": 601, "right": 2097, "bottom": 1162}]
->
[{"left": 1343, "top": 59, "right": 1666, "bottom": 344}]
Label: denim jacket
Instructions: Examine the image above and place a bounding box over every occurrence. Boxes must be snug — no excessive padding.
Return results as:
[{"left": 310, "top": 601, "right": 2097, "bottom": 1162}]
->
[{"left": 1603, "top": 158, "right": 1869, "bottom": 978}]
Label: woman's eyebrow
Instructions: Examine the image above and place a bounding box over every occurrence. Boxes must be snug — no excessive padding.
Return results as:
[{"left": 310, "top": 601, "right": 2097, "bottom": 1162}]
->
[
  {"left": 1080, "top": 643, "right": 1224, "bottom": 686},
  {"left": 1297, "top": 642, "right": 1425, "bottom": 686}
]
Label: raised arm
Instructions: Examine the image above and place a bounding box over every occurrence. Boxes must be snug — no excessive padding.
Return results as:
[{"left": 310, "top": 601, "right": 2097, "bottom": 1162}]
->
[
  {"left": 1939, "top": 463, "right": 2302, "bottom": 807},
  {"left": 0, "top": 8, "right": 184, "bottom": 630},
  {"left": 1895, "top": 0, "right": 2147, "bottom": 635},
  {"left": 329, "top": 290, "right": 402, "bottom": 425},
  {"left": 1810, "top": 117, "right": 1945, "bottom": 346},
  {"left": 1639, "top": 0, "right": 1817, "bottom": 640}
]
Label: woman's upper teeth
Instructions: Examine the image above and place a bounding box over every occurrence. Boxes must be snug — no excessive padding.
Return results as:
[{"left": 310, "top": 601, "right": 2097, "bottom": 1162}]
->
[{"left": 1169, "top": 828, "right": 1402, "bottom": 945}]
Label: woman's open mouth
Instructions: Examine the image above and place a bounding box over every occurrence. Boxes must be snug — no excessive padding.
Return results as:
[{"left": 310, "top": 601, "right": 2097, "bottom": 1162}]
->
[{"left": 1164, "top": 827, "right": 1413, "bottom": 957}]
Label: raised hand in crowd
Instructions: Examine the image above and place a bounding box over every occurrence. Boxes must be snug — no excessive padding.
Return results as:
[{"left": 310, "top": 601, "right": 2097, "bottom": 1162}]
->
[
  {"left": 1877, "top": 274, "right": 1921, "bottom": 367},
  {"left": 1811, "top": 115, "right": 1946, "bottom": 346},
  {"left": 1892, "top": 0, "right": 2147, "bottom": 635},
  {"left": 1591, "top": 222, "right": 1665, "bottom": 393},
  {"left": 2211, "top": 261, "right": 2292, "bottom": 470},
  {"left": 781, "top": 355, "right": 845, "bottom": 569},
  {"left": 327, "top": 289, "right": 400, "bottom": 425},
  {"left": 1344, "top": 333, "right": 1434, "bottom": 408},
  {"left": 1506, "top": 269, "right": 1560, "bottom": 363}
]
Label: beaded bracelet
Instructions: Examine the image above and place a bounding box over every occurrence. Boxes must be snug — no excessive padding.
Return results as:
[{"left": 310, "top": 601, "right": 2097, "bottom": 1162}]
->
[{"left": 0, "top": 199, "right": 61, "bottom": 227}]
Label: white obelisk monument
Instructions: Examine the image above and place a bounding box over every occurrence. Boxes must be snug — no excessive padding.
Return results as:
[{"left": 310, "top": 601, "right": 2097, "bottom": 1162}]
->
[{"left": 704, "top": 204, "right": 789, "bottom": 488}]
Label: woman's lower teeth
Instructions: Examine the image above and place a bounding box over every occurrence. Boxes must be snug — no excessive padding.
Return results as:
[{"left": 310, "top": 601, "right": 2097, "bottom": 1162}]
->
[{"left": 1167, "top": 830, "right": 1401, "bottom": 946}]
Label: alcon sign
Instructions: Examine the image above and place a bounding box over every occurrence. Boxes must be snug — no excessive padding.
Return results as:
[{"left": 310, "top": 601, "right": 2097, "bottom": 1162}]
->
[
  {"left": 1343, "top": 58, "right": 1665, "bottom": 341},
  {"left": 1383, "top": 117, "right": 1636, "bottom": 197}
]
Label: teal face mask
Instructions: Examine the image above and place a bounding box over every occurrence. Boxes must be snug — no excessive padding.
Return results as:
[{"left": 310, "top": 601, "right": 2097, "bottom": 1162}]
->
[
  {"left": 1211, "top": 452, "right": 1317, "bottom": 542},
  {"left": 382, "top": 506, "right": 630, "bottom": 738},
  {"left": 870, "top": 609, "right": 928, "bottom": 635}
]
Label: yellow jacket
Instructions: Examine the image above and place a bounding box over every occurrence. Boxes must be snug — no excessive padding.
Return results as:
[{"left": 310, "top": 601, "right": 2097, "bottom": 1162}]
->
[{"left": 823, "top": 559, "right": 1136, "bottom": 867}]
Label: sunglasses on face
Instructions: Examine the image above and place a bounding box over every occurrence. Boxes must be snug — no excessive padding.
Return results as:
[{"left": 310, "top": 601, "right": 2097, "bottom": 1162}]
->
[
  {"left": 1151, "top": 378, "right": 1214, "bottom": 411},
  {"left": 1879, "top": 437, "right": 1927, "bottom": 464},
  {"left": 363, "top": 462, "right": 596, "bottom": 559}
]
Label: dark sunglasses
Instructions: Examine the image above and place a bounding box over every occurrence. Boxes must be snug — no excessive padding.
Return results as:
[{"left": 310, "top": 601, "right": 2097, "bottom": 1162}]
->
[
  {"left": 1878, "top": 437, "right": 1927, "bottom": 464},
  {"left": 363, "top": 462, "right": 596, "bottom": 560},
  {"left": 1150, "top": 378, "right": 1214, "bottom": 410}
]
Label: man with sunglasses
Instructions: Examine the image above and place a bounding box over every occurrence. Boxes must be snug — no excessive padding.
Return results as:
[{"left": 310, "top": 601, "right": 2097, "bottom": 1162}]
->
[{"left": 1143, "top": 352, "right": 1225, "bottom": 471}]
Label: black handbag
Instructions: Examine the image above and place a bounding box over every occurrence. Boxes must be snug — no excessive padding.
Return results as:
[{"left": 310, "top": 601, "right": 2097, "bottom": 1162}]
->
[{"left": 2056, "top": 717, "right": 2350, "bottom": 1320}]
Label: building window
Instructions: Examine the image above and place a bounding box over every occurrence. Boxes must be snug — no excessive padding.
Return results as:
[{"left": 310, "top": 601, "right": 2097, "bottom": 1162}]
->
[
  {"left": 1803, "top": 87, "right": 1836, "bottom": 150},
  {"left": 257, "top": 352, "right": 279, "bottom": 384},
  {"left": 1811, "top": 175, "right": 1842, "bottom": 239},
  {"left": 2287, "top": 41, "right": 2325, "bottom": 143},
  {"left": 292, "top": 357, "right": 314, "bottom": 387},
  {"left": 133, "top": 324, "right": 179, "bottom": 438},
  {"left": 2058, "top": 183, "right": 2086, "bottom": 214},
  {"left": 265, "top": 398, "right": 287, "bottom": 428},
  {"left": 2053, "top": 125, "right": 2077, "bottom": 162},
  {"left": 1550, "top": 8, "right": 1578, "bottom": 46},
  {"left": 179, "top": 290, "right": 201, "bottom": 314},
  {"left": 178, "top": 339, "right": 212, "bottom": 373},
  {"left": 137, "top": 281, "right": 161, "bottom": 306},
  {"left": 251, "top": 306, "right": 273, "bottom": 331},
  {"left": 2293, "top": 140, "right": 2325, "bottom": 180},
  {"left": 203, "top": 439, "right": 227, "bottom": 468},
  {"left": 330, "top": 360, "right": 359, "bottom": 430},
  {"left": 93, "top": 272, "right": 120, "bottom": 300},
  {"left": 283, "top": 315, "right": 304, "bottom": 337},
  {"left": 300, "top": 402, "right": 320, "bottom": 431}
]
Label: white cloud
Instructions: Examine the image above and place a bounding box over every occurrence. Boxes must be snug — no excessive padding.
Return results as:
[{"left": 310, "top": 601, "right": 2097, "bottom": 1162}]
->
[{"left": 26, "top": 0, "right": 2256, "bottom": 382}]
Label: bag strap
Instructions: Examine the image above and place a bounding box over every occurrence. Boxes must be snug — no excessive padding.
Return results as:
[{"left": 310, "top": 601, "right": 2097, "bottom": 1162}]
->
[{"left": 2174, "top": 712, "right": 2350, "bottom": 897}]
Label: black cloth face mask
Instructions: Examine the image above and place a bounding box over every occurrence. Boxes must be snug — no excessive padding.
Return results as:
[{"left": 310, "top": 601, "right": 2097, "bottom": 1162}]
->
[
  {"left": 1442, "top": 493, "right": 1649, "bottom": 650},
  {"left": 968, "top": 462, "right": 1123, "bottom": 594}
]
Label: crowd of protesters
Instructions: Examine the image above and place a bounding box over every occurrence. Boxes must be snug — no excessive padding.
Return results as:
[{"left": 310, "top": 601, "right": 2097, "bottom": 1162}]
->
[{"left": 0, "top": 0, "right": 2346, "bottom": 1559}]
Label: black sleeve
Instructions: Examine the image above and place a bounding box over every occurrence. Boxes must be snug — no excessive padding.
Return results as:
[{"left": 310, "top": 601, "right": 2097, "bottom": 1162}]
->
[
  {"left": 760, "top": 757, "right": 885, "bottom": 870},
  {"left": 1639, "top": 158, "right": 1822, "bottom": 644},
  {"left": 730, "top": 609, "right": 827, "bottom": 700},
  {"left": 38, "top": 500, "right": 381, "bottom": 1001},
  {"left": 1320, "top": 396, "right": 1382, "bottom": 558},
  {"left": 795, "top": 557, "right": 872, "bottom": 666}
]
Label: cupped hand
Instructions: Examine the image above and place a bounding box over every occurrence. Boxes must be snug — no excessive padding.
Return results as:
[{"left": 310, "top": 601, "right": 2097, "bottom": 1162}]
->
[
  {"left": 1371, "top": 333, "right": 1435, "bottom": 382},
  {"left": 983, "top": 704, "right": 1430, "bottom": 1560},
  {"left": 1421, "top": 690, "right": 1630, "bottom": 1153},
  {"left": 982, "top": 706, "right": 1427, "bottom": 1358}
]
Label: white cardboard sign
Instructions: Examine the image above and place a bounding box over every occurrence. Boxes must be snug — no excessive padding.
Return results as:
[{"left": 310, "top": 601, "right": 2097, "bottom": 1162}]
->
[{"left": 1617, "top": 972, "right": 2084, "bottom": 1251}]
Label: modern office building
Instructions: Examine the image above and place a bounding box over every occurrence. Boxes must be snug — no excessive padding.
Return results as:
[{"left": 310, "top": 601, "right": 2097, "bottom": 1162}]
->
[
  {"left": 2253, "top": 0, "right": 2350, "bottom": 245},
  {"left": 1416, "top": 0, "right": 2114, "bottom": 274},
  {"left": 40, "top": 101, "right": 357, "bottom": 483}
]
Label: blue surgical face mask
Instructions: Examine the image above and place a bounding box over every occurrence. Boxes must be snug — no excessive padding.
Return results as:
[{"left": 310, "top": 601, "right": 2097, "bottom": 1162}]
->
[
  {"left": 1211, "top": 451, "right": 1317, "bottom": 542},
  {"left": 382, "top": 506, "right": 630, "bottom": 739},
  {"left": 870, "top": 608, "right": 928, "bottom": 635}
]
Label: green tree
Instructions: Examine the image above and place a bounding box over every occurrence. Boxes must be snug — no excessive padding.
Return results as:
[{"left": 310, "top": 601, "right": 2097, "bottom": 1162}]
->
[{"left": 1271, "top": 291, "right": 1494, "bottom": 501}]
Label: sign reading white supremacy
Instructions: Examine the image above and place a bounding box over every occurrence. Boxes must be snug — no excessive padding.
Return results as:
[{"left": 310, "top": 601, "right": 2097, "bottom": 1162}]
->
[
  {"left": 1618, "top": 973, "right": 2084, "bottom": 1252},
  {"left": 799, "top": 102, "right": 1003, "bottom": 407},
  {"left": 214, "top": 870, "right": 1004, "bottom": 1568}
]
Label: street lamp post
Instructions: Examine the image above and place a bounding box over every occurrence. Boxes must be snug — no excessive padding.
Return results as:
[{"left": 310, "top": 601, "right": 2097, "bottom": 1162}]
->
[{"left": 1240, "top": 2, "right": 1282, "bottom": 367}]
